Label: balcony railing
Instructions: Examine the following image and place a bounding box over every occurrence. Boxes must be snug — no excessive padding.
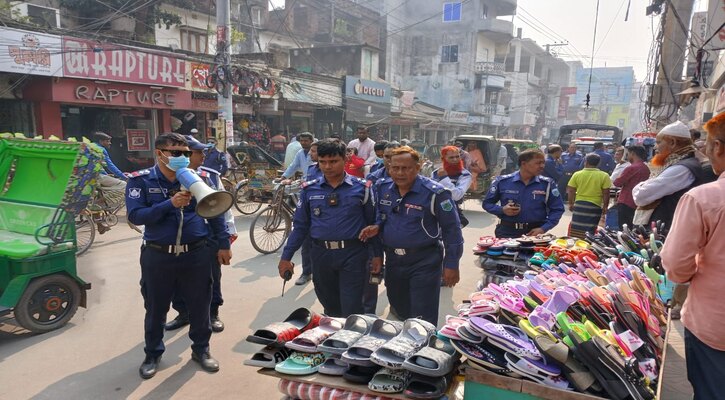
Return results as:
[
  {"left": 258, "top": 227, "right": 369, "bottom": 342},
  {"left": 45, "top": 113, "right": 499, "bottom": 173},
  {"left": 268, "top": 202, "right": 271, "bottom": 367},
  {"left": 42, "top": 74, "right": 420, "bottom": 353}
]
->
[
  {"left": 480, "top": 104, "right": 506, "bottom": 115},
  {"left": 474, "top": 61, "right": 505, "bottom": 75}
]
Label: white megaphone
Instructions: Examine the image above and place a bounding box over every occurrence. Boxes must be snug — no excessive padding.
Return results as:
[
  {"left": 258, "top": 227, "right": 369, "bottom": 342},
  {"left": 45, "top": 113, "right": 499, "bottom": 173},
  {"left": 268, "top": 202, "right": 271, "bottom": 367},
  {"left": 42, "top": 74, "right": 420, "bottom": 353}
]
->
[{"left": 176, "top": 168, "right": 234, "bottom": 218}]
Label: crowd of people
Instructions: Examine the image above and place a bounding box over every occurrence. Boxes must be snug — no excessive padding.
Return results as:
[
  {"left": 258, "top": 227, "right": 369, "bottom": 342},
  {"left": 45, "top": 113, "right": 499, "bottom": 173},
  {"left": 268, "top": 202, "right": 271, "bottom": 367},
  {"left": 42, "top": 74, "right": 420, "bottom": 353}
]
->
[{"left": 122, "top": 119, "right": 724, "bottom": 397}]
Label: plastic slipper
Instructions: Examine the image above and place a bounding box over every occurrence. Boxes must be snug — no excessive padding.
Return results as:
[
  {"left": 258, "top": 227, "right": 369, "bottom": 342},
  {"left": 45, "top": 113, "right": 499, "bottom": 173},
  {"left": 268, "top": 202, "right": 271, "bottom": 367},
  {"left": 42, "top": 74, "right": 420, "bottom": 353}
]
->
[
  {"left": 403, "top": 372, "right": 453, "bottom": 399},
  {"left": 451, "top": 339, "right": 511, "bottom": 374},
  {"left": 274, "top": 352, "right": 327, "bottom": 375},
  {"left": 368, "top": 368, "right": 411, "bottom": 393},
  {"left": 246, "top": 308, "right": 322, "bottom": 346},
  {"left": 318, "top": 356, "right": 348, "bottom": 376},
  {"left": 402, "top": 335, "right": 459, "bottom": 377},
  {"left": 243, "top": 345, "right": 293, "bottom": 368},
  {"left": 370, "top": 318, "right": 437, "bottom": 370},
  {"left": 455, "top": 321, "right": 484, "bottom": 343},
  {"left": 343, "top": 365, "right": 381, "bottom": 384},
  {"left": 439, "top": 315, "right": 467, "bottom": 340},
  {"left": 286, "top": 316, "right": 346, "bottom": 353},
  {"left": 342, "top": 319, "right": 403, "bottom": 367},
  {"left": 468, "top": 317, "right": 541, "bottom": 360},
  {"left": 528, "top": 286, "right": 580, "bottom": 330},
  {"left": 505, "top": 353, "right": 571, "bottom": 391},
  {"left": 591, "top": 335, "right": 655, "bottom": 400},
  {"left": 318, "top": 314, "right": 378, "bottom": 355}
]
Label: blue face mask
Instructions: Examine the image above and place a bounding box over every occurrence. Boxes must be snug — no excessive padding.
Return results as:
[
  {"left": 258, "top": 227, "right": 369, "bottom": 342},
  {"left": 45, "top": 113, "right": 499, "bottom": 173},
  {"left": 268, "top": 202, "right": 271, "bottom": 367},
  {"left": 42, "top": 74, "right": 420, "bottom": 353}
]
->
[{"left": 165, "top": 155, "right": 190, "bottom": 171}]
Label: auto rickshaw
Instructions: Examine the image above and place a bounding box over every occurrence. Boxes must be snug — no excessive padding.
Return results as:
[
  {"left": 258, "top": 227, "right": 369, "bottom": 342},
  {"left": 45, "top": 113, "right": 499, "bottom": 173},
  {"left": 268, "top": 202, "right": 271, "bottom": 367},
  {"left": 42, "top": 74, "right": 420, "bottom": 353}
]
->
[{"left": 0, "top": 134, "right": 102, "bottom": 333}]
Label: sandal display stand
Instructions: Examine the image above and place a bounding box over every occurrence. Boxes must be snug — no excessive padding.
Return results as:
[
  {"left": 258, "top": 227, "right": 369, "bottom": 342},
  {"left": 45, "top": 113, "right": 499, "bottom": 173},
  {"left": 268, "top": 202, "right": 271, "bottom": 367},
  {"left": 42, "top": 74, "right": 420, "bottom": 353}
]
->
[{"left": 258, "top": 369, "right": 465, "bottom": 400}]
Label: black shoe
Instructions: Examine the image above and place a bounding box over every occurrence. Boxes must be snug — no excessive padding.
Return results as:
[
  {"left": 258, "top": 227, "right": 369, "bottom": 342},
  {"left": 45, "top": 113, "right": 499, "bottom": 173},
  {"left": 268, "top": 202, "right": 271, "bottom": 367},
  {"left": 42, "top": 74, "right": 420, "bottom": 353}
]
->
[
  {"left": 191, "top": 351, "right": 219, "bottom": 373},
  {"left": 210, "top": 315, "right": 225, "bottom": 333},
  {"left": 164, "top": 314, "right": 189, "bottom": 331},
  {"left": 139, "top": 355, "right": 161, "bottom": 379}
]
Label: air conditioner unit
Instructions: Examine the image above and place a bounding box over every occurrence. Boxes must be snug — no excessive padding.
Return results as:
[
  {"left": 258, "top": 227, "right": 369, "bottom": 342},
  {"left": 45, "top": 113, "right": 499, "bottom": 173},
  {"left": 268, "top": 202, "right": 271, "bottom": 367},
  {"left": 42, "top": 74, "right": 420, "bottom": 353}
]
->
[{"left": 11, "top": 2, "right": 61, "bottom": 28}]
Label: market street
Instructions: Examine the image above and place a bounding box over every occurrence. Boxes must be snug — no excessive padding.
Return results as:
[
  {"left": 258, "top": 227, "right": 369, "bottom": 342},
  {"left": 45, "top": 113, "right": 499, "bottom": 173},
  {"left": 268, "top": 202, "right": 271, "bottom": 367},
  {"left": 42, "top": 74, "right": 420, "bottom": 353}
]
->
[{"left": 0, "top": 204, "right": 569, "bottom": 399}]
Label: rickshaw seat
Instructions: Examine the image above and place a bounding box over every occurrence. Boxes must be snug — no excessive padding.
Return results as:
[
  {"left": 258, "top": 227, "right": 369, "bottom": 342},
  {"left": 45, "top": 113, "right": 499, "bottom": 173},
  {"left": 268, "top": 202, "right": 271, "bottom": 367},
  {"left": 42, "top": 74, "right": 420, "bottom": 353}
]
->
[{"left": 0, "top": 200, "right": 70, "bottom": 258}]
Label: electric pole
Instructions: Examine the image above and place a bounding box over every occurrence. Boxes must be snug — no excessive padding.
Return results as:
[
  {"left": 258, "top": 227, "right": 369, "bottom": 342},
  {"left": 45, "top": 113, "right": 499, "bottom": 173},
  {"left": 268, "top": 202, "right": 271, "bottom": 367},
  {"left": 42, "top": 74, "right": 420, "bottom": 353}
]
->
[{"left": 216, "top": 0, "right": 234, "bottom": 150}]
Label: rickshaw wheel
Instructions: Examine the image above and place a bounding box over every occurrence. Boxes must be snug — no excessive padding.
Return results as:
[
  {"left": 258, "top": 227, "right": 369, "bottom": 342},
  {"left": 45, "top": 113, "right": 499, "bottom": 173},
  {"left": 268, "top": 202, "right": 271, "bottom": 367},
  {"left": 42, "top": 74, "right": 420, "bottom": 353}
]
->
[
  {"left": 250, "top": 206, "right": 291, "bottom": 254},
  {"left": 75, "top": 210, "right": 95, "bottom": 256},
  {"left": 234, "top": 183, "right": 263, "bottom": 215},
  {"left": 14, "top": 274, "right": 82, "bottom": 334},
  {"left": 221, "top": 177, "right": 234, "bottom": 193}
]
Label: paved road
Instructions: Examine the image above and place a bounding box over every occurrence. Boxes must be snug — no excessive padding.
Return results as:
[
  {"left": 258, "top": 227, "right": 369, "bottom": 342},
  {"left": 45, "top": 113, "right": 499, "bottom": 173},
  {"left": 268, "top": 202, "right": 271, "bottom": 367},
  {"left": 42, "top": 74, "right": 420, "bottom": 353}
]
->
[{"left": 0, "top": 202, "right": 571, "bottom": 400}]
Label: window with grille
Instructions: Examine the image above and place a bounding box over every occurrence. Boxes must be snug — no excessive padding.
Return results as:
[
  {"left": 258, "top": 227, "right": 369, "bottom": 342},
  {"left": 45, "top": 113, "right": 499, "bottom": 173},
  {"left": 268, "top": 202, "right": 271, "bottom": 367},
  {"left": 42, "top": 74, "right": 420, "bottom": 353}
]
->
[
  {"left": 441, "top": 45, "right": 459, "bottom": 63},
  {"left": 180, "top": 28, "right": 208, "bottom": 54}
]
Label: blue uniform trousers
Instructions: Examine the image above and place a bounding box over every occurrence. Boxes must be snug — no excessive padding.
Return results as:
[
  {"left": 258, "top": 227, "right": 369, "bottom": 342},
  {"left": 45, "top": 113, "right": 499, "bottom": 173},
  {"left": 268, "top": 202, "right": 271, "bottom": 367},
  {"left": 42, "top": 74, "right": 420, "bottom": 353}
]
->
[
  {"left": 494, "top": 225, "right": 529, "bottom": 239},
  {"left": 363, "top": 258, "right": 379, "bottom": 314},
  {"left": 301, "top": 237, "right": 312, "bottom": 276},
  {"left": 140, "top": 244, "right": 212, "bottom": 357},
  {"left": 685, "top": 328, "right": 725, "bottom": 400},
  {"left": 384, "top": 245, "right": 443, "bottom": 326},
  {"left": 171, "top": 243, "right": 223, "bottom": 315},
  {"left": 310, "top": 241, "right": 366, "bottom": 317}
]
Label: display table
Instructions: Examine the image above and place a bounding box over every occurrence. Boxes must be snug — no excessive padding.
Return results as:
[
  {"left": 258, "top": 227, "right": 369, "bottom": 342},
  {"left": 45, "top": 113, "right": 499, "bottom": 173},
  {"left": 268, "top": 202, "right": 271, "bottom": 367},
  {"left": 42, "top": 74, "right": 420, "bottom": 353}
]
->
[
  {"left": 463, "top": 367, "right": 605, "bottom": 400},
  {"left": 258, "top": 369, "right": 465, "bottom": 400}
]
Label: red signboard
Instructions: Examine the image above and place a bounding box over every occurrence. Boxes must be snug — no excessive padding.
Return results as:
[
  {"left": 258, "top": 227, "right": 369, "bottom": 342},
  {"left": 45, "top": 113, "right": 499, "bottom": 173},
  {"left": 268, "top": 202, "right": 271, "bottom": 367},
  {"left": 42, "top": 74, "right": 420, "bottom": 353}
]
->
[
  {"left": 191, "top": 63, "right": 211, "bottom": 90},
  {"left": 558, "top": 96, "right": 570, "bottom": 118},
  {"left": 62, "top": 37, "right": 186, "bottom": 87},
  {"left": 560, "top": 87, "right": 577, "bottom": 96},
  {"left": 48, "top": 78, "right": 192, "bottom": 109},
  {"left": 126, "top": 129, "right": 151, "bottom": 151}
]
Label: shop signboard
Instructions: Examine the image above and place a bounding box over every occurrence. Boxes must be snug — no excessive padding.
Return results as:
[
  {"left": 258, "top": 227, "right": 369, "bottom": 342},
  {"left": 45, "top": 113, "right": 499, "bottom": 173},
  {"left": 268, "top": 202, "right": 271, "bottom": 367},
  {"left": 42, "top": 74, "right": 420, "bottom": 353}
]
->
[
  {"left": 191, "top": 63, "right": 212, "bottom": 91},
  {"left": 62, "top": 37, "right": 186, "bottom": 87},
  {"left": 49, "top": 79, "right": 193, "bottom": 109},
  {"left": 558, "top": 96, "right": 570, "bottom": 118},
  {"left": 126, "top": 129, "right": 151, "bottom": 151},
  {"left": 444, "top": 110, "right": 469, "bottom": 124},
  {"left": 344, "top": 76, "right": 391, "bottom": 104},
  {"left": 345, "top": 98, "right": 390, "bottom": 123},
  {"left": 0, "top": 28, "right": 63, "bottom": 76}
]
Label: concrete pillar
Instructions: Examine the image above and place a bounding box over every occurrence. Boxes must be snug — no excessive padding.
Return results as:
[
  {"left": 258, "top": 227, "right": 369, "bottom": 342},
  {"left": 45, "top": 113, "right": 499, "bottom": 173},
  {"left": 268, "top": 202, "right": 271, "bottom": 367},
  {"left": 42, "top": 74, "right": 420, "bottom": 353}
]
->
[
  {"left": 513, "top": 41, "right": 522, "bottom": 73},
  {"left": 34, "top": 101, "right": 62, "bottom": 138}
]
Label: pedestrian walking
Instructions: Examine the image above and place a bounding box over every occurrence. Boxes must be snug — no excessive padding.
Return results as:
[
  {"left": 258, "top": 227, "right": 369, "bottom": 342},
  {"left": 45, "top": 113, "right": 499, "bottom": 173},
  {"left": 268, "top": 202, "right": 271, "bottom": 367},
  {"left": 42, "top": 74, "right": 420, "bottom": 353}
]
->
[
  {"left": 567, "top": 153, "right": 611, "bottom": 238},
  {"left": 560, "top": 143, "right": 583, "bottom": 201},
  {"left": 431, "top": 146, "right": 472, "bottom": 227},
  {"left": 612, "top": 146, "right": 649, "bottom": 229},
  {"left": 278, "top": 139, "right": 381, "bottom": 317}
]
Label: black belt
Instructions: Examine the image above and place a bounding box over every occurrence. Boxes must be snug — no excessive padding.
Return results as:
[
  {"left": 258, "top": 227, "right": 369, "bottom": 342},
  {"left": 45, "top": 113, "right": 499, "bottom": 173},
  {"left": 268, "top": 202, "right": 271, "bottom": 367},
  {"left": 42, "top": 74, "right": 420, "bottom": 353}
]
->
[
  {"left": 144, "top": 239, "right": 206, "bottom": 254},
  {"left": 498, "top": 221, "right": 544, "bottom": 230},
  {"left": 384, "top": 244, "right": 438, "bottom": 256},
  {"left": 312, "top": 239, "right": 361, "bottom": 250}
]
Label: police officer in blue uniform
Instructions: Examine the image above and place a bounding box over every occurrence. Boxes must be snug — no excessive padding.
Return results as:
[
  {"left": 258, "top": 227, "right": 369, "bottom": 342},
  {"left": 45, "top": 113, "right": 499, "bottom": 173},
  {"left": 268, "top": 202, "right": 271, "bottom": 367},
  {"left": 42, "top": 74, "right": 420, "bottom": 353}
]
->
[
  {"left": 483, "top": 149, "right": 565, "bottom": 238},
  {"left": 366, "top": 142, "right": 399, "bottom": 184},
  {"left": 279, "top": 139, "right": 382, "bottom": 317},
  {"left": 165, "top": 136, "right": 236, "bottom": 333},
  {"left": 561, "top": 143, "right": 583, "bottom": 201},
  {"left": 126, "top": 133, "right": 229, "bottom": 379},
  {"left": 293, "top": 141, "right": 321, "bottom": 286},
  {"left": 361, "top": 146, "right": 463, "bottom": 326}
]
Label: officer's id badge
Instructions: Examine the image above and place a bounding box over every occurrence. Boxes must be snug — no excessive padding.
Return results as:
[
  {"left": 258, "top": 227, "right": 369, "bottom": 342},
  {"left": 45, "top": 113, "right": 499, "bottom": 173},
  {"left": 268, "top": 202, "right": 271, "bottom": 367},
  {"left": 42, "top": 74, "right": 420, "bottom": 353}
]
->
[
  {"left": 441, "top": 199, "right": 454, "bottom": 212},
  {"left": 128, "top": 187, "right": 141, "bottom": 199},
  {"left": 313, "top": 208, "right": 321, "bottom": 216},
  {"left": 552, "top": 188, "right": 560, "bottom": 197}
]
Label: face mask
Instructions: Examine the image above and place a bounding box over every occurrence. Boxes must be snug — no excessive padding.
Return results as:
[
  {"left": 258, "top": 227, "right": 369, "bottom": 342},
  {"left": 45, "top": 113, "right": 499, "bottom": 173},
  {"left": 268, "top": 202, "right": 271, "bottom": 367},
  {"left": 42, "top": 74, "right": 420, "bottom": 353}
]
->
[{"left": 161, "top": 153, "right": 190, "bottom": 171}]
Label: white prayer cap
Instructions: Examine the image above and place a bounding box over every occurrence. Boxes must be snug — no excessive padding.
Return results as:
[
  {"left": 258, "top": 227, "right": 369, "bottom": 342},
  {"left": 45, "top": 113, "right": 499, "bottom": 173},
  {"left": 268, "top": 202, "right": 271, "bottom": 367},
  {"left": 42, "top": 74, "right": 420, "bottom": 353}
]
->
[{"left": 659, "top": 121, "right": 691, "bottom": 139}]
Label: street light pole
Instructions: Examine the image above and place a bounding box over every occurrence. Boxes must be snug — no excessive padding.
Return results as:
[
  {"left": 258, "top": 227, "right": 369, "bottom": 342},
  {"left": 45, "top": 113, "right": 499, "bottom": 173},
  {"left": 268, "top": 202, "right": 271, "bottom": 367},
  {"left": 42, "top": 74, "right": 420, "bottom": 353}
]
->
[{"left": 216, "top": 0, "right": 234, "bottom": 150}]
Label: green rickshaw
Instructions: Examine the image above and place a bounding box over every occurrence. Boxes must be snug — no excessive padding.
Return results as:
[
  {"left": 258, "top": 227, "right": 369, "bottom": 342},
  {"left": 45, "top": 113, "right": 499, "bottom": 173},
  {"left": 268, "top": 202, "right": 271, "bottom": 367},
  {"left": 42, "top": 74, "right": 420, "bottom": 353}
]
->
[{"left": 0, "top": 134, "right": 102, "bottom": 333}]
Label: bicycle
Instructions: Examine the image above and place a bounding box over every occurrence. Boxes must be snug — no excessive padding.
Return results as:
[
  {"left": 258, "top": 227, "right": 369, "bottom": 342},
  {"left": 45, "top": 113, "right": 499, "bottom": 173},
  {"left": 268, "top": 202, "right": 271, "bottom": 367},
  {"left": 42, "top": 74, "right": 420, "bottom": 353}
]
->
[
  {"left": 249, "top": 180, "right": 300, "bottom": 254},
  {"left": 74, "top": 187, "right": 142, "bottom": 256}
]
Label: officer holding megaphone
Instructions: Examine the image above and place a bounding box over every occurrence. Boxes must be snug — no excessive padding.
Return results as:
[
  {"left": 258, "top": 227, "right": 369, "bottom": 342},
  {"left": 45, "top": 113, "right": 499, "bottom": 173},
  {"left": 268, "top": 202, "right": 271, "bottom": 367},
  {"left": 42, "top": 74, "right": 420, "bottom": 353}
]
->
[{"left": 126, "top": 133, "right": 232, "bottom": 379}]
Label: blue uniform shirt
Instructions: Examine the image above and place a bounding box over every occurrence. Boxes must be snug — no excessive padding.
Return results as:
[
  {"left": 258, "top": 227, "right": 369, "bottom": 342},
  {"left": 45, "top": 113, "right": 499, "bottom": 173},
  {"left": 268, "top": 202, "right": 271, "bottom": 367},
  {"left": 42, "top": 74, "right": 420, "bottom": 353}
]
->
[
  {"left": 125, "top": 166, "right": 230, "bottom": 249},
  {"left": 281, "top": 173, "right": 380, "bottom": 261},
  {"left": 375, "top": 176, "right": 464, "bottom": 269},
  {"left": 305, "top": 162, "right": 322, "bottom": 181},
  {"left": 561, "top": 151, "right": 584, "bottom": 174},
  {"left": 482, "top": 171, "right": 565, "bottom": 232},
  {"left": 543, "top": 156, "right": 564, "bottom": 182},
  {"left": 580, "top": 149, "right": 616, "bottom": 174},
  {"left": 369, "top": 159, "right": 384, "bottom": 174},
  {"left": 366, "top": 167, "right": 389, "bottom": 185}
]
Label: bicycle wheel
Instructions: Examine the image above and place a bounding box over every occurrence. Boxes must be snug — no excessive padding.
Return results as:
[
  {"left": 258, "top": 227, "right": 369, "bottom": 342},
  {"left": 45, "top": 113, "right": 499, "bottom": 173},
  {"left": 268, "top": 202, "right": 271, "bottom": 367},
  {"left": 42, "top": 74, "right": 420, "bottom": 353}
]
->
[
  {"left": 221, "top": 177, "right": 234, "bottom": 193},
  {"left": 234, "top": 182, "right": 262, "bottom": 215},
  {"left": 75, "top": 210, "right": 95, "bottom": 256},
  {"left": 250, "top": 206, "right": 291, "bottom": 254}
]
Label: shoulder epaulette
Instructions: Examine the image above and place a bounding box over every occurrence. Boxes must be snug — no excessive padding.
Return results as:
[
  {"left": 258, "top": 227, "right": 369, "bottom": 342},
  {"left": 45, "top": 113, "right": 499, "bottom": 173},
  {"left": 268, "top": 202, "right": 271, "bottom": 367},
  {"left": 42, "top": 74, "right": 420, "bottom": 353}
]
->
[
  {"left": 129, "top": 169, "right": 151, "bottom": 178},
  {"left": 300, "top": 178, "right": 319, "bottom": 189},
  {"left": 199, "top": 166, "right": 220, "bottom": 175},
  {"left": 421, "top": 177, "right": 447, "bottom": 194}
]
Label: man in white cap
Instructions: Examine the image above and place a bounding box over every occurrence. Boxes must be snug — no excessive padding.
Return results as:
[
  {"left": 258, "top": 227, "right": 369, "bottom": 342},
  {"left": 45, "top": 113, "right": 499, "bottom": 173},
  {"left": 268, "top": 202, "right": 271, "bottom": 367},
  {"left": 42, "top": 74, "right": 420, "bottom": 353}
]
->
[{"left": 632, "top": 121, "right": 709, "bottom": 231}]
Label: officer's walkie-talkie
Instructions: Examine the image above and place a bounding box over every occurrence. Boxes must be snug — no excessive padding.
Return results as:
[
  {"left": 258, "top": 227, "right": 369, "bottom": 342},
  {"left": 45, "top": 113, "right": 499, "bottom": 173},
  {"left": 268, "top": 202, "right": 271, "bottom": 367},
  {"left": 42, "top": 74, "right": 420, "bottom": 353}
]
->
[{"left": 281, "top": 267, "right": 293, "bottom": 297}]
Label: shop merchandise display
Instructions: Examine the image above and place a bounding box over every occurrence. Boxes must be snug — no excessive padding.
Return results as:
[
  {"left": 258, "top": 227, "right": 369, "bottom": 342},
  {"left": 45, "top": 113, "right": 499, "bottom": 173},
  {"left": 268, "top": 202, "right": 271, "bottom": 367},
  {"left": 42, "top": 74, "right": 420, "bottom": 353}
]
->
[{"left": 245, "top": 223, "right": 671, "bottom": 400}]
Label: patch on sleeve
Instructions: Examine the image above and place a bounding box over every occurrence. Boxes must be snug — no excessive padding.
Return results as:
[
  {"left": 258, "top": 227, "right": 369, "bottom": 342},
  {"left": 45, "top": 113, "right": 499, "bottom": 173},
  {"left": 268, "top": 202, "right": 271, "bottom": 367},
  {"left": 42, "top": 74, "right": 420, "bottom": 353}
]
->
[
  {"left": 128, "top": 187, "right": 142, "bottom": 199},
  {"left": 551, "top": 188, "right": 560, "bottom": 197},
  {"left": 441, "top": 199, "right": 454, "bottom": 212}
]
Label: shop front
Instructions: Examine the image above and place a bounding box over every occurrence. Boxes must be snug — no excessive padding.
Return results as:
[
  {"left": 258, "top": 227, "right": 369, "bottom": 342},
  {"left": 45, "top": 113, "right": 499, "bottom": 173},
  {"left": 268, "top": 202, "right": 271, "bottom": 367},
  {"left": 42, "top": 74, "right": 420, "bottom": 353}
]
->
[
  {"left": 24, "top": 78, "right": 192, "bottom": 170},
  {"left": 343, "top": 76, "right": 391, "bottom": 142},
  {"left": 279, "top": 73, "right": 343, "bottom": 139}
]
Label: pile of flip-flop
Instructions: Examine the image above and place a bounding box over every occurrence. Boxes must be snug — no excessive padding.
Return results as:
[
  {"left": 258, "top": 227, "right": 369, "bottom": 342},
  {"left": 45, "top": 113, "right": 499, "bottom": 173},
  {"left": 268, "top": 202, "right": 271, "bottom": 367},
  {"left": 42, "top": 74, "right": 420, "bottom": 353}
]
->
[
  {"left": 448, "top": 230, "right": 668, "bottom": 399},
  {"left": 245, "top": 310, "right": 460, "bottom": 399},
  {"left": 473, "top": 234, "right": 556, "bottom": 259}
]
